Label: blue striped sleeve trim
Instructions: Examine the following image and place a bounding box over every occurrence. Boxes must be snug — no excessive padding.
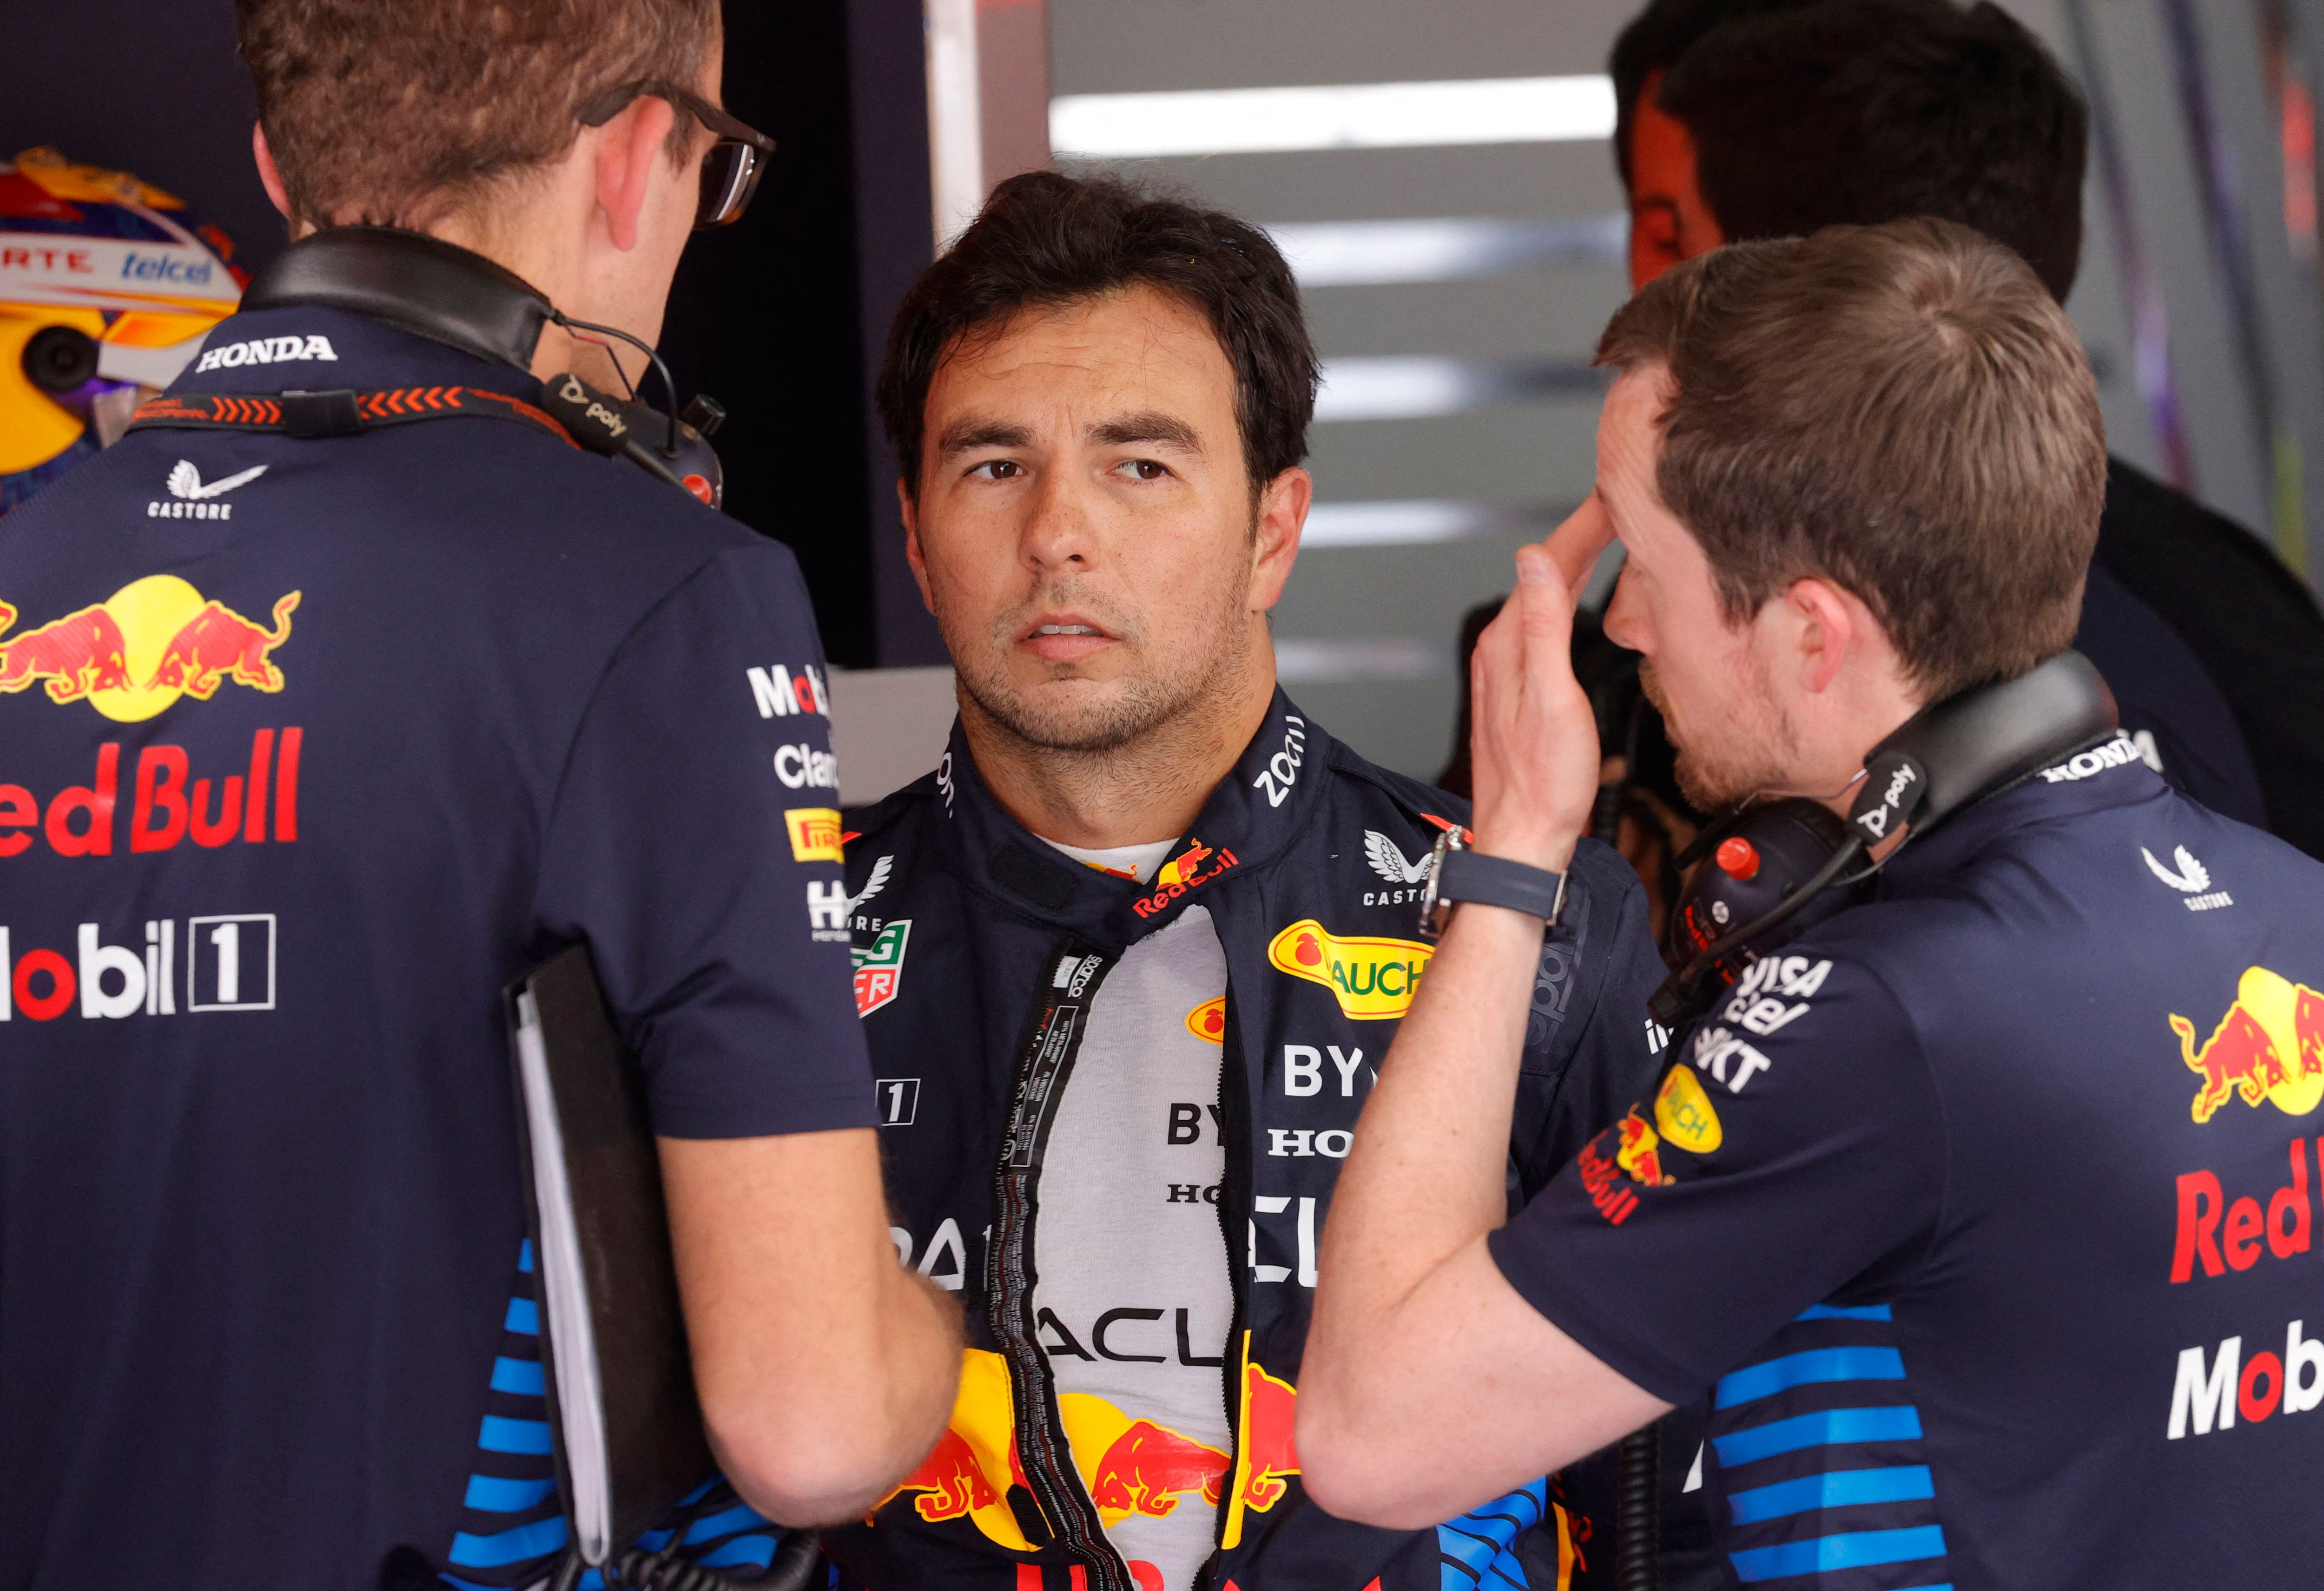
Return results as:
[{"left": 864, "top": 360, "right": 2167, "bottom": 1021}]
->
[
  {"left": 477, "top": 1415, "right": 555, "bottom": 1455},
  {"left": 504, "top": 1297, "right": 540, "bottom": 1335},
  {"left": 1717, "top": 1347, "right": 1906, "bottom": 1409},
  {"left": 519, "top": 1238, "right": 535, "bottom": 1274},
  {"left": 681, "top": 1502, "right": 774, "bottom": 1543},
  {"left": 1794, "top": 1303, "right": 1893, "bottom": 1321},
  {"left": 489, "top": 1356, "right": 546, "bottom": 1397},
  {"left": 462, "top": 1473, "right": 557, "bottom": 1513},
  {"left": 1729, "top": 1525, "right": 1948, "bottom": 1583},
  {"left": 1724, "top": 1464, "right": 1935, "bottom": 1524},
  {"left": 449, "top": 1513, "right": 572, "bottom": 1568},
  {"left": 699, "top": 1534, "right": 779, "bottom": 1571},
  {"left": 1713, "top": 1405, "right": 1925, "bottom": 1466}
]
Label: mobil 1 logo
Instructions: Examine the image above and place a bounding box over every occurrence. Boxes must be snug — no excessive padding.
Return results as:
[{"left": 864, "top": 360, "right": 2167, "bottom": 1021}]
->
[{"left": 2, "top": 912, "right": 277, "bottom": 1020}]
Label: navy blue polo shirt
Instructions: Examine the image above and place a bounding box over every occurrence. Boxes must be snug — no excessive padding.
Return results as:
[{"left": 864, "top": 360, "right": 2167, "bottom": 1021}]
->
[
  {"left": 1492, "top": 735, "right": 2324, "bottom": 1589},
  {"left": 0, "top": 306, "right": 875, "bottom": 1588}
]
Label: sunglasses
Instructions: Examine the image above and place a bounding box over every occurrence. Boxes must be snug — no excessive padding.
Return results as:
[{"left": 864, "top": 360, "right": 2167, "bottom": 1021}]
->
[{"left": 577, "top": 79, "right": 775, "bottom": 229}]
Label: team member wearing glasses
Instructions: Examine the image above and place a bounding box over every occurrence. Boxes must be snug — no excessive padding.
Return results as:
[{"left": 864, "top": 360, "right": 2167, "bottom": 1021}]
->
[{"left": 0, "top": 3, "right": 958, "bottom": 1588}]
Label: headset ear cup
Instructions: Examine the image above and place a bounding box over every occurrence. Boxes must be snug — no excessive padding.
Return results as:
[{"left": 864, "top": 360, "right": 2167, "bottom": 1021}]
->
[{"left": 1664, "top": 797, "right": 1855, "bottom": 970}]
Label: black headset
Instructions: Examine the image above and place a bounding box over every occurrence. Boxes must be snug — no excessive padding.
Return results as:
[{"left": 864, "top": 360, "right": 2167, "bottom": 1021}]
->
[
  {"left": 240, "top": 226, "right": 726, "bottom": 504},
  {"left": 1650, "top": 649, "right": 2121, "bottom": 1025}
]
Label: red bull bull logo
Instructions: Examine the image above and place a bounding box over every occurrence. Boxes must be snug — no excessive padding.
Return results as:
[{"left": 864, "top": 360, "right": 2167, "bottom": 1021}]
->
[
  {"left": 1220, "top": 1341, "right": 1299, "bottom": 1548},
  {"left": 1134, "top": 837, "right": 1239, "bottom": 918},
  {"left": 2170, "top": 966, "right": 2324, "bottom": 1124},
  {"left": 1613, "top": 1107, "right": 1671, "bottom": 1187},
  {"left": 1185, "top": 995, "right": 1226, "bottom": 1044},
  {"left": 0, "top": 576, "right": 297, "bottom": 722},
  {"left": 1061, "top": 1396, "right": 1228, "bottom": 1524},
  {"left": 877, "top": 1348, "right": 1035, "bottom": 1550}
]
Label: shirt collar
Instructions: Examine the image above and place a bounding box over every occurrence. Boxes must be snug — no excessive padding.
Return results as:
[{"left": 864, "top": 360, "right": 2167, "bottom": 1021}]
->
[
  {"left": 933, "top": 688, "right": 1330, "bottom": 947},
  {"left": 1877, "top": 730, "right": 2170, "bottom": 893},
  {"left": 172, "top": 304, "right": 542, "bottom": 401}
]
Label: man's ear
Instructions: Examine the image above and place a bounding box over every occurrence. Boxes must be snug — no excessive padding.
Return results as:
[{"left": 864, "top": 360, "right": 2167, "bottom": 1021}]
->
[
  {"left": 593, "top": 96, "right": 680, "bottom": 252},
  {"left": 252, "top": 123, "right": 292, "bottom": 222},
  {"left": 1784, "top": 576, "right": 1864, "bottom": 696},
  {"left": 899, "top": 478, "right": 938, "bottom": 616},
  {"left": 1249, "top": 466, "right": 1311, "bottom": 611}
]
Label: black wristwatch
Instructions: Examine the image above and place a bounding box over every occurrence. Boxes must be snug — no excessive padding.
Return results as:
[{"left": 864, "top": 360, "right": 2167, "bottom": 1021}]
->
[{"left": 1416, "top": 826, "right": 1568, "bottom": 940}]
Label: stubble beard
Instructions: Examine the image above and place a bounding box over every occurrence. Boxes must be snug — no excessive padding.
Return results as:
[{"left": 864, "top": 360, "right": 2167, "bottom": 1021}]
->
[
  {"left": 1640, "top": 653, "right": 1800, "bottom": 812},
  {"left": 945, "top": 567, "right": 1258, "bottom": 762}
]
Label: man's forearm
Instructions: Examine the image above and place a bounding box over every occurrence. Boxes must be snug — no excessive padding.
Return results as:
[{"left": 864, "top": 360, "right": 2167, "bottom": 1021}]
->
[
  {"left": 711, "top": 1265, "right": 962, "bottom": 1526},
  {"left": 661, "top": 1129, "right": 964, "bottom": 1526},
  {"left": 1305, "top": 902, "right": 1543, "bottom": 1408}
]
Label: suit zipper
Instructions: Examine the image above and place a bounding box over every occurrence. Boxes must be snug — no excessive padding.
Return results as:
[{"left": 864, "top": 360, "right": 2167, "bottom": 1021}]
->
[
  {"left": 1199, "top": 986, "right": 1254, "bottom": 1591},
  {"left": 986, "top": 940, "right": 1133, "bottom": 1591}
]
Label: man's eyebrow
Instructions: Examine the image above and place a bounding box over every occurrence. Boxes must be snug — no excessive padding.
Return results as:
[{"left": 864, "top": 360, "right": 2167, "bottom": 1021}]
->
[
  {"left": 1089, "top": 412, "right": 1203, "bottom": 453},
  {"left": 936, "top": 418, "right": 1033, "bottom": 455}
]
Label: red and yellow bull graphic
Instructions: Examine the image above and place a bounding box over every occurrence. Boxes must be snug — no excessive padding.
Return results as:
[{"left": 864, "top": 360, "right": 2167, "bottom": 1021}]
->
[
  {"left": 1185, "top": 996, "right": 1226, "bottom": 1044},
  {"left": 2170, "top": 966, "right": 2324, "bottom": 1124},
  {"left": 878, "top": 1349, "right": 1037, "bottom": 1550},
  {"left": 1220, "top": 1342, "right": 1300, "bottom": 1549},
  {"left": 876, "top": 1340, "right": 1306, "bottom": 1566},
  {"left": 1060, "top": 1395, "right": 1228, "bottom": 1525},
  {"left": 1134, "top": 837, "right": 1239, "bottom": 920},
  {"left": 0, "top": 576, "right": 297, "bottom": 722},
  {"left": 1613, "top": 1107, "right": 1671, "bottom": 1188},
  {"left": 1266, "top": 920, "right": 1432, "bottom": 1019}
]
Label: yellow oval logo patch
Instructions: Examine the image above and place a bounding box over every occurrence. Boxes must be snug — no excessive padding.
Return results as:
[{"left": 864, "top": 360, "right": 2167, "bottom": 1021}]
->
[
  {"left": 1655, "top": 1066, "right": 1723, "bottom": 1154},
  {"left": 1266, "top": 919, "right": 1433, "bottom": 1019},
  {"left": 1186, "top": 995, "right": 1227, "bottom": 1044}
]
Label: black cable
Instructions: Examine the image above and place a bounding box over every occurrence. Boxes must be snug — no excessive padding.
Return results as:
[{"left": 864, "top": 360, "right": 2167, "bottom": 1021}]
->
[{"left": 552, "top": 312, "right": 684, "bottom": 460}]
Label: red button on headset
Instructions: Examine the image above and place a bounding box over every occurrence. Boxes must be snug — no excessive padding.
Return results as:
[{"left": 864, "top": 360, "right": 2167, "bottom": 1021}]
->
[{"left": 1715, "top": 836, "right": 1761, "bottom": 881}]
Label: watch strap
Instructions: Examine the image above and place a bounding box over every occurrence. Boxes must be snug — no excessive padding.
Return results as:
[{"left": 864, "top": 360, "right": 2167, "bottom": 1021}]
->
[{"left": 1435, "top": 847, "right": 1567, "bottom": 927}]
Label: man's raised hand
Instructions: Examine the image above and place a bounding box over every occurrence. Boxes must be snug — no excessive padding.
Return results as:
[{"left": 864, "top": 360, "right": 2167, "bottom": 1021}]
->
[{"left": 1466, "top": 495, "right": 1611, "bottom": 874}]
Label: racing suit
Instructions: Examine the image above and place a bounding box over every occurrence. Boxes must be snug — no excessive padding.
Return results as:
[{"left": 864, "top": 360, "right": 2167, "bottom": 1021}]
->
[{"left": 822, "top": 692, "right": 1669, "bottom": 1591}]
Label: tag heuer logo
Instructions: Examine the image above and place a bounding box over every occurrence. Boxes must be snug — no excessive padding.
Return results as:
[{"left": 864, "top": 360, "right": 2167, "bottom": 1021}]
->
[{"left": 852, "top": 919, "right": 911, "bottom": 1017}]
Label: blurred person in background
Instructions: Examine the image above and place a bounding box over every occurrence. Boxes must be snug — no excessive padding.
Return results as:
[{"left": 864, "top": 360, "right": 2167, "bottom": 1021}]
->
[
  {"left": 821, "top": 170, "right": 1670, "bottom": 1591},
  {"left": 0, "top": 146, "right": 243, "bottom": 515},
  {"left": 1604, "top": 0, "right": 2324, "bottom": 863},
  {"left": 0, "top": 1, "right": 961, "bottom": 1585}
]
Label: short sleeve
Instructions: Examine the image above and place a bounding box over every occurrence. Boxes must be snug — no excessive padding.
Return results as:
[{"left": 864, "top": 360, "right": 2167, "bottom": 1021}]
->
[
  {"left": 1509, "top": 855, "right": 1672, "bottom": 1196},
  {"left": 1487, "top": 948, "right": 1946, "bottom": 1402},
  {"left": 534, "top": 545, "right": 877, "bottom": 1139}
]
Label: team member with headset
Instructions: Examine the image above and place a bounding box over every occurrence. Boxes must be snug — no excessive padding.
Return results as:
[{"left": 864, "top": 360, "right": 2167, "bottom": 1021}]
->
[
  {"left": 0, "top": 2, "right": 958, "bottom": 1586},
  {"left": 1607, "top": 0, "right": 2324, "bottom": 852},
  {"left": 1300, "top": 220, "right": 2324, "bottom": 1587},
  {"left": 819, "top": 171, "right": 1670, "bottom": 1591}
]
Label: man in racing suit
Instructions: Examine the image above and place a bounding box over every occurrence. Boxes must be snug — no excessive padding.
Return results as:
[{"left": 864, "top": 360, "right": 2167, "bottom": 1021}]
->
[{"left": 821, "top": 172, "right": 1670, "bottom": 1591}]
